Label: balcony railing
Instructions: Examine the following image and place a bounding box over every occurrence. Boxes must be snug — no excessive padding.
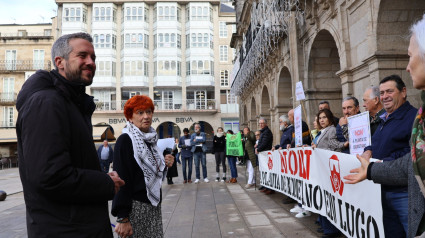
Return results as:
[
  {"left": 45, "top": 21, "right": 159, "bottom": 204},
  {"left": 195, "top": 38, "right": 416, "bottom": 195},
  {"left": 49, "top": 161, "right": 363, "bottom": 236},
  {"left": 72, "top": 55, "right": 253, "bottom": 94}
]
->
[
  {"left": 0, "top": 93, "right": 17, "bottom": 103},
  {"left": 94, "top": 99, "right": 218, "bottom": 111},
  {"left": 0, "top": 32, "right": 52, "bottom": 37},
  {"left": 0, "top": 121, "right": 15, "bottom": 127},
  {"left": 185, "top": 99, "right": 216, "bottom": 110},
  {"left": 94, "top": 101, "right": 117, "bottom": 111},
  {"left": 0, "top": 60, "right": 51, "bottom": 71},
  {"left": 154, "top": 99, "right": 182, "bottom": 110}
]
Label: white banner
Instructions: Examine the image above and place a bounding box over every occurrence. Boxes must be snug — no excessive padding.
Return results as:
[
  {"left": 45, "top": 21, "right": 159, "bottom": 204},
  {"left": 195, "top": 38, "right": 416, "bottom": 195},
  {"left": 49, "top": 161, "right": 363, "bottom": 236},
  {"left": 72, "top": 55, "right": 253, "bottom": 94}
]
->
[
  {"left": 258, "top": 148, "right": 384, "bottom": 238},
  {"left": 295, "top": 81, "right": 306, "bottom": 101},
  {"left": 348, "top": 112, "right": 371, "bottom": 155},
  {"left": 294, "top": 105, "right": 302, "bottom": 147}
]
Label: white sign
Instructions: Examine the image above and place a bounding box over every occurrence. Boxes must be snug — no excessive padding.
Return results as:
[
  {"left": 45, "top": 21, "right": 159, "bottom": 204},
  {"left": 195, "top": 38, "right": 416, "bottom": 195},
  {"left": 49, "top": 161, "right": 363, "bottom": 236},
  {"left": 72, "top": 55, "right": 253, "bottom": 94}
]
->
[
  {"left": 294, "top": 105, "right": 302, "bottom": 146},
  {"left": 157, "top": 138, "right": 175, "bottom": 154},
  {"left": 347, "top": 112, "right": 371, "bottom": 155},
  {"left": 258, "top": 148, "right": 384, "bottom": 238},
  {"left": 295, "top": 81, "right": 306, "bottom": 101}
]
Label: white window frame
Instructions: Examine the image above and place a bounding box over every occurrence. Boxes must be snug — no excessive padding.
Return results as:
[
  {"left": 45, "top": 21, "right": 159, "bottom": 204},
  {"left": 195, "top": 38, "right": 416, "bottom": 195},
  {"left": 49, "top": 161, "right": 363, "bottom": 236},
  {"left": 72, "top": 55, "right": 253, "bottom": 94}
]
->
[
  {"left": 219, "top": 21, "right": 228, "bottom": 38},
  {"left": 219, "top": 45, "right": 228, "bottom": 62}
]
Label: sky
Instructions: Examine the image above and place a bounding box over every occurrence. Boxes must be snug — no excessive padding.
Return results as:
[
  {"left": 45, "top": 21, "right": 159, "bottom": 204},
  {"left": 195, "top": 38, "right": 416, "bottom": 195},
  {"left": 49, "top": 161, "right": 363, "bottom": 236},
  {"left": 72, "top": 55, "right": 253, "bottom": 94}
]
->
[{"left": 0, "top": 0, "right": 58, "bottom": 24}]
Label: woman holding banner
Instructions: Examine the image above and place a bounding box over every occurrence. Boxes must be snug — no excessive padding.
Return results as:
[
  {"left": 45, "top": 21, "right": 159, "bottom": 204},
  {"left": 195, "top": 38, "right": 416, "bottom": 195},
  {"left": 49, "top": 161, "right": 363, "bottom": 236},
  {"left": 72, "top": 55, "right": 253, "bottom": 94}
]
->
[
  {"left": 312, "top": 108, "right": 348, "bottom": 237},
  {"left": 226, "top": 130, "right": 239, "bottom": 183},
  {"left": 344, "top": 15, "right": 425, "bottom": 238},
  {"left": 312, "top": 109, "right": 349, "bottom": 151}
]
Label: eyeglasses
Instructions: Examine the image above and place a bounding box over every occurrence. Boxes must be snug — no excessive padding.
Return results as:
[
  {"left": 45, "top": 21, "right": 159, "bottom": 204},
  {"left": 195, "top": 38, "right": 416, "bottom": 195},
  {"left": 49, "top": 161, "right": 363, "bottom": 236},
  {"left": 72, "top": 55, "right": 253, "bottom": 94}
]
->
[{"left": 255, "top": 134, "right": 260, "bottom": 136}]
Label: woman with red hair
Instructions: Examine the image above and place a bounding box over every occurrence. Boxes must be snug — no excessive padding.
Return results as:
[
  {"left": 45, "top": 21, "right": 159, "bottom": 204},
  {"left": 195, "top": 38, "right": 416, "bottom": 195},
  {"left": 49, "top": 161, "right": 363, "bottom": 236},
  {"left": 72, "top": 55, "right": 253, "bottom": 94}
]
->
[{"left": 112, "top": 95, "right": 174, "bottom": 238}]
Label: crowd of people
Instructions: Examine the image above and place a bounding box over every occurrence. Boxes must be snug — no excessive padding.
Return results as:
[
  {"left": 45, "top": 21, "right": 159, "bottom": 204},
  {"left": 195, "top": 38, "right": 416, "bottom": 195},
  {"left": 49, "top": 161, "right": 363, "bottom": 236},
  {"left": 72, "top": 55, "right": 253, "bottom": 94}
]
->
[{"left": 14, "top": 12, "right": 425, "bottom": 238}]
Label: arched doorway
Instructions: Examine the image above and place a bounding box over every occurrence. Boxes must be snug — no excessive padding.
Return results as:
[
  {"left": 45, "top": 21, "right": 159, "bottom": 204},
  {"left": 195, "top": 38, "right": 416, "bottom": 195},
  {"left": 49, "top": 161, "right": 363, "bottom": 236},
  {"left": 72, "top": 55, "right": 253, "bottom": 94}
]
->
[
  {"left": 260, "top": 86, "right": 272, "bottom": 128},
  {"left": 189, "top": 121, "right": 214, "bottom": 153},
  {"left": 306, "top": 30, "right": 342, "bottom": 125},
  {"left": 277, "top": 67, "right": 293, "bottom": 110},
  {"left": 250, "top": 97, "right": 257, "bottom": 130},
  {"left": 243, "top": 104, "right": 248, "bottom": 126},
  {"left": 375, "top": 0, "right": 425, "bottom": 107},
  {"left": 156, "top": 121, "right": 181, "bottom": 139}
]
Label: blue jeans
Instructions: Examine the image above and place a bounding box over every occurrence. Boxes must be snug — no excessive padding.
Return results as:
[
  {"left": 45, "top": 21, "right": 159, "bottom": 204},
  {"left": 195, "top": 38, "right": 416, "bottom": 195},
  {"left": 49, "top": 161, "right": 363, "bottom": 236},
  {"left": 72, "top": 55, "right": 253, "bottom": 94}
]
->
[
  {"left": 193, "top": 151, "right": 207, "bottom": 179},
  {"left": 99, "top": 160, "right": 110, "bottom": 173},
  {"left": 382, "top": 190, "right": 408, "bottom": 237},
  {"left": 181, "top": 156, "right": 193, "bottom": 180},
  {"left": 176, "top": 152, "right": 181, "bottom": 163},
  {"left": 227, "top": 156, "right": 237, "bottom": 178},
  {"left": 320, "top": 215, "right": 339, "bottom": 234}
]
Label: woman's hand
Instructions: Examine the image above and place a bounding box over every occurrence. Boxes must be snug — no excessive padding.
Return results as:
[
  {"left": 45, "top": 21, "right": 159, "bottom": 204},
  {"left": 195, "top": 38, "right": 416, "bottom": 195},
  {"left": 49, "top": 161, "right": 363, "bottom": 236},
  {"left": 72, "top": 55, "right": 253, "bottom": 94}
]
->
[
  {"left": 164, "top": 154, "right": 174, "bottom": 168},
  {"left": 115, "top": 221, "right": 133, "bottom": 238},
  {"left": 344, "top": 141, "right": 349, "bottom": 148},
  {"left": 343, "top": 154, "right": 371, "bottom": 184},
  {"left": 311, "top": 142, "right": 316, "bottom": 150}
]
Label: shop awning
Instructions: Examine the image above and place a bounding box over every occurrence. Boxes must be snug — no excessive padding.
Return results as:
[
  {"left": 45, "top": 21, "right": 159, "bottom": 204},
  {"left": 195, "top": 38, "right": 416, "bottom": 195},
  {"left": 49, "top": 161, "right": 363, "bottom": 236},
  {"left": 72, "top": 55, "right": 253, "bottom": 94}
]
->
[
  {"left": 93, "top": 126, "right": 115, "bottom": 141},
  {"left": 0, "top": 128, "right": 17, "bottom": 143}
]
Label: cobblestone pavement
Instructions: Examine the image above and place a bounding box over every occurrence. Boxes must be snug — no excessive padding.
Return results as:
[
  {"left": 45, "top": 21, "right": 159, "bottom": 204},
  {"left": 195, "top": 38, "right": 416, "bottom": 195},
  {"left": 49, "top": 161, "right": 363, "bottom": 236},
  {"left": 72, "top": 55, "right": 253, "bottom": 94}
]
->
[{"left": 0, "top": 155, "right": 323, "bottom": 238}]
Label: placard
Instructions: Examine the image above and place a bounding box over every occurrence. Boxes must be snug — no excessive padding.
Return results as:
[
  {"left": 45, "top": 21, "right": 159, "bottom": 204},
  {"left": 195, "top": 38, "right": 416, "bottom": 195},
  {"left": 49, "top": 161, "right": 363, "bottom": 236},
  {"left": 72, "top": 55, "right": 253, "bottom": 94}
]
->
[
  {"left": 294, "top": 105, "right": 302, "bottom": 146},
  {"left": 295, "top": 81, "right": 306, "bottom": 101},
  {"left": 347, "top": 112, "right": 371, "bottom": 155}
]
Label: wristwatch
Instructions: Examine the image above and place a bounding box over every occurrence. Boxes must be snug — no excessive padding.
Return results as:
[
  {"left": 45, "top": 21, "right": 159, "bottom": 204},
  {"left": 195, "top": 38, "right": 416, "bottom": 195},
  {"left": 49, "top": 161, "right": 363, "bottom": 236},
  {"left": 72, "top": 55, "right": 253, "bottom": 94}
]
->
[{"left": 116, "top": 217, "right": 129, "bottom": 223}]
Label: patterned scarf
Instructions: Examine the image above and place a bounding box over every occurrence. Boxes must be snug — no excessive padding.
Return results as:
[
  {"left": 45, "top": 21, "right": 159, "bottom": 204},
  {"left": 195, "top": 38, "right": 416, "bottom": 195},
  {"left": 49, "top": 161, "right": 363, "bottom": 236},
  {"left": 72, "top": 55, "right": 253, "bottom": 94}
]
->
[
  {"left": 122, "top": 121, "right": 166, "bottom": 206},
  {"left": 411, "top": 91, "right": 425, "bottom": 198}
]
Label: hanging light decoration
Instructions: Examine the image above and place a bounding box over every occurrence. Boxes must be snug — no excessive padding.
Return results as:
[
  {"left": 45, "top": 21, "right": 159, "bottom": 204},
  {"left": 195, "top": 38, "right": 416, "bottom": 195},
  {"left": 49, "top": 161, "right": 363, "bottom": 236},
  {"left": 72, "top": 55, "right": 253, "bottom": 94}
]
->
[{"left": 231, "top": 0, "right": 305, "bottom": 96}]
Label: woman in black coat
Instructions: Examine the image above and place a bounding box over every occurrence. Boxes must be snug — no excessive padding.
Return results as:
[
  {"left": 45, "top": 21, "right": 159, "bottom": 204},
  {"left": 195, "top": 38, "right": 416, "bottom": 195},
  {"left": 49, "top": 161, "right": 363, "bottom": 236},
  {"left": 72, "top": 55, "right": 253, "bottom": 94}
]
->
[
  {"left": 112, "top": 95, "right": 174, "bottom": 238},
  {"left": 213, "top": 127, "right": 227, "bottom": 182}
]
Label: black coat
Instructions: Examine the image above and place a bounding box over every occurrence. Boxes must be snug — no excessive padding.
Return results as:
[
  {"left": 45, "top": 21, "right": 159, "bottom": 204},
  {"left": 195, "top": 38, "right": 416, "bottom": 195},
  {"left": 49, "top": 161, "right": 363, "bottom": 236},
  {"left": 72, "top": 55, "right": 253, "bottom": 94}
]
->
[
  {"left": 257, "top": 126, "right": 273, "bottom": 152},
  {"left": 16, "top": 70, "right": 115, "bottom": 238},
  {"left": 213, "top": 135, "right": 226, "bottom": 153}
]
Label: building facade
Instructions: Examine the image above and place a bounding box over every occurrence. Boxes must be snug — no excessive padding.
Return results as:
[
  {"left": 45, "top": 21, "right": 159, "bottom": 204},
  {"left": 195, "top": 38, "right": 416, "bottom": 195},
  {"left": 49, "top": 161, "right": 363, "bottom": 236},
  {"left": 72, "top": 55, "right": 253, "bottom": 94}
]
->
[
  {"left": 54, "top": 0, "right": 238, "bottom": 149},
  {"left": 231, "top": 0, "right": 425, "bottom": 144},
  {"left": 0, "top": 23, "right": 55, "bottom": 156}
]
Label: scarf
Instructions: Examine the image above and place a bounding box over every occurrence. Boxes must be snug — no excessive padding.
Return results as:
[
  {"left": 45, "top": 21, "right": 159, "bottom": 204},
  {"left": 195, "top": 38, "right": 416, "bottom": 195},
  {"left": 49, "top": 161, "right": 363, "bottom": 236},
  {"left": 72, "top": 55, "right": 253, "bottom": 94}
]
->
[{"left": 122, "top": 121, "right": 166, "bottom": 206}]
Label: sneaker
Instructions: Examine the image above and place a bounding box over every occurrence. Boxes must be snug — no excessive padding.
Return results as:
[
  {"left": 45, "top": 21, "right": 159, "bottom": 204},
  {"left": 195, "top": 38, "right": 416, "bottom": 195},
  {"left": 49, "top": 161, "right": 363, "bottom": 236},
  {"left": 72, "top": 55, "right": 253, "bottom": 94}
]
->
[
  {"left": 194, "top": 179, "right": 200, "bottom": 184},
  {"left": 215, "top": 177, "right": 220, "bottom": 182},
  {"left": 221, "top": 177, "right": 226, "bottom": 182},
  {"left": 245, "top": 184, "right": 254, "bottom": 189},
  {"left": 295, "top": 210, "right": 311, "bottom": 218},
  {"left": 290, "top": 206, "right": 303, "bottom": 213},
  {"left": 204, "top": 178, "right": 209, "bottom": 183}
]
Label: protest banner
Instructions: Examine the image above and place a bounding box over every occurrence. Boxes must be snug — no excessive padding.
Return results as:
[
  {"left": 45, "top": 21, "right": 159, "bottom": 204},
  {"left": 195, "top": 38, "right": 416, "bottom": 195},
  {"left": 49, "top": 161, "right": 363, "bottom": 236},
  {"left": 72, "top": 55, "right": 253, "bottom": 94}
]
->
[
  {"left": 348, "top": 112, "right": 371, "bottom": 155},
  {"left": 226, "top": 132, "right": 244, "bottom": 156},
  {"left": 294, "top": 105, "right": 302, "bottom": 146},
  {"left": 258, "top": 148, "right": 384, "bottom": 238},
  {"left": 295, "top": 81, "right": 306, "bottom": 101}
]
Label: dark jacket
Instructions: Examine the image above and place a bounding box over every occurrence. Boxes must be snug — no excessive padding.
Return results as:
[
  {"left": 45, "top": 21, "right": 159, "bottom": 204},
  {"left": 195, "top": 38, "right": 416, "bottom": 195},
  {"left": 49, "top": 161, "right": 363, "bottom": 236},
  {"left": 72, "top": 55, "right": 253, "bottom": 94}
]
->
[
  {"left": 365, "top": 101, "right": 417, "bottom": 162},
  {"left": 97, "top": 145, "right": 114, "bottom": 164},
  {"left": 112, "top": 134, "right": 162, "bottom": 218},
  {"left": 257, "top": 126, "right": 273, "bottom": 152},
  {"left": 367, "top": 153, "right": 423, "bottom": 238},
  {"left": 16, "top": 70, "right": 115, "bottom": 238},
  {"left": 244, "top": 131, "right": 257, "bottom": 167},
  {"left": 278, "top": 125, "right": 293, "bottom": 149},
  {"left": 370, "top": 108, "right": 385, "bottom": 136},
  {"left": 213, "top": 135, "right": 226, "bottom": 153},
  {"left": 336, "top": 124, "right": 349, "bottom": 154},
  {"left": 178, "top": 135, "right": 193, "bottom": 157}
]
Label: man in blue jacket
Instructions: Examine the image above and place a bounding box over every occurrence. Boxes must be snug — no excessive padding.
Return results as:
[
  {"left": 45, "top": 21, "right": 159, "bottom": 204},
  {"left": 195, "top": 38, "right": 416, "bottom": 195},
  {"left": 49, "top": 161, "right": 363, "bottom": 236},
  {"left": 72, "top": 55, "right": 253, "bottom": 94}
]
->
[
  {"left": 191, "top": 123, "right": 208, "bottom": 183},
  {"left": 179, "top": 128, "right": 193, "bottom": 183},
  {"left": 362, "top": 75, "right": 417, "bottom": 238},
  {"left": 97, "top": 140, "right": 114, "bottom": 173}
]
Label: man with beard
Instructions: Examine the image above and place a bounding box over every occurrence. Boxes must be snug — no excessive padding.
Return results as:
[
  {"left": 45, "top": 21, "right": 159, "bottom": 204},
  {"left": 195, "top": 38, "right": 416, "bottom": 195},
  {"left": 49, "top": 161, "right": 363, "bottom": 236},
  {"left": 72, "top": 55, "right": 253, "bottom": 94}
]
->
[
  {"left": 336, "top": 96, "right": 360, "bottom": 154},
  {"left": 191, "top": 123, "right": 209, "bottom": 183},
  {"left": 16, "top": 32, "right": 125, "bottom": 238}
]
